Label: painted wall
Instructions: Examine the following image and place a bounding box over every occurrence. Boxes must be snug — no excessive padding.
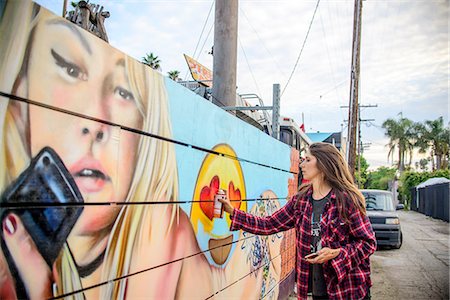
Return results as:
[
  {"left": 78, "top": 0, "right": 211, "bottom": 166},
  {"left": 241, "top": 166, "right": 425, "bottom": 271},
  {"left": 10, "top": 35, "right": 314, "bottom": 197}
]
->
[{"left": 0, "top": 1, "right": 297, "bottom": 299}]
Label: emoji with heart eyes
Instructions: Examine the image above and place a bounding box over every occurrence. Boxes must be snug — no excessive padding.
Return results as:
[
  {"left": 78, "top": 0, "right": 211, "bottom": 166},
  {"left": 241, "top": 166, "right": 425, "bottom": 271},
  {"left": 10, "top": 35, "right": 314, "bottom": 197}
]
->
[{"left": 190, "top": 144, "right": 246, "bottom": 267}]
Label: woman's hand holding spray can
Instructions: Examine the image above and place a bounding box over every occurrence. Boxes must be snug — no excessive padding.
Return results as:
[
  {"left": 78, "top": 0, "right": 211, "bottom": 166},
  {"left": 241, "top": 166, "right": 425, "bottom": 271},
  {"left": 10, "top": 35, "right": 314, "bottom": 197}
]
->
[{"left": 214, "top": 189, "right": 227, "bottom": 218}]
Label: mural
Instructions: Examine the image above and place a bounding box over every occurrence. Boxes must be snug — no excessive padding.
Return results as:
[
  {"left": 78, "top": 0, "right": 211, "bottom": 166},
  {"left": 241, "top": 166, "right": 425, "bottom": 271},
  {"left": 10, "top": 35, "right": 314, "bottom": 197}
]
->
[{"left": 0, "top": 1, "right": 297, "bottom": 299}]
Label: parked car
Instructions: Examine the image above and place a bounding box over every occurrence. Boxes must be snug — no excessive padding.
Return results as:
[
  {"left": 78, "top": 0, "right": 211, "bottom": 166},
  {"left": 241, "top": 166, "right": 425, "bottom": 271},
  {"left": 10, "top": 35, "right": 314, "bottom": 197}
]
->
[{"left": 360, "top": 189, "right": 404, "bottom": 249}]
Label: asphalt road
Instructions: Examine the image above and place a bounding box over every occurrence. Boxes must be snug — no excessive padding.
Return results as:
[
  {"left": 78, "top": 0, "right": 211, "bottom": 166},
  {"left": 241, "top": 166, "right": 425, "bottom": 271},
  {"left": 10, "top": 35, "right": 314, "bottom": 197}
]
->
[{"left": 371, "top": 210, "right": 449, "bottom": 300}]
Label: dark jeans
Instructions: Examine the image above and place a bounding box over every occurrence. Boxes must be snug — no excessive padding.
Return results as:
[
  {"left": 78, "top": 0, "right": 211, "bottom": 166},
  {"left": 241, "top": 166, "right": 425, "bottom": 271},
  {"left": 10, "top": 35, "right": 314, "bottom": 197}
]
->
[{"left": 312, "top": 289, "right": 371, "bottom": 300}]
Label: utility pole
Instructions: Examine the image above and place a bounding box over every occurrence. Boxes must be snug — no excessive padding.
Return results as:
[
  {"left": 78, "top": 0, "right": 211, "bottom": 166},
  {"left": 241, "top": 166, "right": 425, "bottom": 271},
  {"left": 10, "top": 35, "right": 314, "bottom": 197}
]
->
[
  {"left": 346, "top": 0, "right": 363, "bottom": 178},
  {"left": 62, "top": 0, "right": 68, "bottom": 17},
  {"left": 211, "top": 0, "right": 238, "bottom": 109},
  {"left": 272, "top": 84, "right": 280, "bottom": 139},
  {"left": 342, "top": 103, "right": 376, "bottom": 187}
]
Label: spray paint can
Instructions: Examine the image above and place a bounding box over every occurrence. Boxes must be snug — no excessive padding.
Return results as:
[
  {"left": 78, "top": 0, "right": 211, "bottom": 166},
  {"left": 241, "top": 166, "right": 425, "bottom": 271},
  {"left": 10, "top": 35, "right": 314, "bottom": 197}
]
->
[{"left": 214, "top": 189, "right": 226, "bottom": 218}]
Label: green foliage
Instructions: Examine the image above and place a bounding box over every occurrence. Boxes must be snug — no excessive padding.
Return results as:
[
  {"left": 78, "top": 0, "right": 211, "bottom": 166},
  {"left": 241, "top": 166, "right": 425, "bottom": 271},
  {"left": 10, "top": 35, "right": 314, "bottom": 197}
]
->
[
  {"left": 366, "top": 167, "right": 397, "bottom": 190},
  {"left": 415, "top": 117, "right": 449, "bottom": 170},
  {"left": 416, "top": 158, "right": 429, "bottom": 171},
  {"left": 431, "top": 169, "right": 450, "bottom": 179},
  {"left": 382, "top": 115, "right": 416, "bottom": 172},
  {"left": 142, "top": 53, "right": 161, "bottom": 70},
  {"left": 355, "top": 155, "right": 369, "bottom": 188},
  {"left": 382, "top": 115, "right": 449, "bottom": 173},
  {"left": 399, "top": 169, "right": 450, "bottom": 207},
  {"left": 167, "top": 70, "right": 180, "bottom": 81}
]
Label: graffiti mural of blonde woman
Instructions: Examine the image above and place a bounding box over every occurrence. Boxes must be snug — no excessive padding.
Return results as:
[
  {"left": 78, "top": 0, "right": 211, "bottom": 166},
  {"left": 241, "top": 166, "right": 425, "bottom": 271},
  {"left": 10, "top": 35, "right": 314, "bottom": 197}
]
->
[{"left": 0, "top": 1, "right": 214, "bottom": 299}]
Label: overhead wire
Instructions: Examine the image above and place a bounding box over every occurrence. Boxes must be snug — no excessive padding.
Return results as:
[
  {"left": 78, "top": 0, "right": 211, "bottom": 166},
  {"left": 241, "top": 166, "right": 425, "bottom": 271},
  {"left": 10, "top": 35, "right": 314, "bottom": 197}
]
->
[
  {"left": 281, "top": 0, "right": 321, "bottom": 98},
  {"left": 191, "top": 0, "right": 214, "bottom": 60},
  {"left": 196, "top": 22, "right": 214, "bottom": 61},
  {"left": 318, "top": 4, "right": 346, "bottom": 123},
  {"left": 238, "top": 37, "right": 262, "bottom": 97},
  {"left": 183, "top": 0, "right": 214, "bottom": 81},
  {"left": 239, "top": 6, "right": 287, "bottom": 81}
]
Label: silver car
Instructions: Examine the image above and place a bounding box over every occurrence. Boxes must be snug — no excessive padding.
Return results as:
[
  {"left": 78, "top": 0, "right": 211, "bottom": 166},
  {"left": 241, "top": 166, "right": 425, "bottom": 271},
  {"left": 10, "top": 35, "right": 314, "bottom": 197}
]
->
[{"left": 361, "top": 189, "right": 404, "bottom": 249}]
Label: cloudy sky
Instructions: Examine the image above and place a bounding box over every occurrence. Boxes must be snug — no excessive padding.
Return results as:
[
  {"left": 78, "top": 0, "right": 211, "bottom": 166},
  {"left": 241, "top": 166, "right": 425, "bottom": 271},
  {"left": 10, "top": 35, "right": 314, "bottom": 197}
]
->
[{"left": 35, "top": 0, "right": 449, "bottom": 170}]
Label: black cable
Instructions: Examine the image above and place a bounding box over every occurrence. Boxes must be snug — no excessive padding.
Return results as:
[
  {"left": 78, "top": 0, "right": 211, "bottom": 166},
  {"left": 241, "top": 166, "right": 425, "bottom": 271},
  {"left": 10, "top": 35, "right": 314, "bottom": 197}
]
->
[
  {"left": 260, "top": 254, "right": 297, "bottom": 299},
  {"left": 1, "top": 196, "right": 292, "bottom": 209},
  {"left": 50, "top": 231, "right": 276, "bottom": 299},
  {"left": 192, "top": 0, "right": 214, "bottom": 60},
  {"left": 205, "top": 251, "right": 284, "bottom": 299},
  {"left": 184, "top": 0, "right": 214, "bottom": 80},
  {"left": 281, "top": 0, "right": 321, "bottom": 97},
  {"left": 0, "top": 91, "right": 297, "bottom": 176}
]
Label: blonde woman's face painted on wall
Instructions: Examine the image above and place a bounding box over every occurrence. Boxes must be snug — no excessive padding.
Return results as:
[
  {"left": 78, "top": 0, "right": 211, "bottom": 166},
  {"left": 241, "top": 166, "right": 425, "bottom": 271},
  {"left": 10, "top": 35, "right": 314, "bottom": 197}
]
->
[
  {"left": 300, "top": 151, "right": 322, "bottom": 182},
  {"left": 17, "top": 17, "right": 143, "bottom": 233}
]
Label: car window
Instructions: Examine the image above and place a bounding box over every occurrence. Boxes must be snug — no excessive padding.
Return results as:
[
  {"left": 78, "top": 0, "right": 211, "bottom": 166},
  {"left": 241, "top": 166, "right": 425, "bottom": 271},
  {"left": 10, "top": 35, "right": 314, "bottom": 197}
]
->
[{"left": 362, "top": 192, "right": 394, "bottom": 211}]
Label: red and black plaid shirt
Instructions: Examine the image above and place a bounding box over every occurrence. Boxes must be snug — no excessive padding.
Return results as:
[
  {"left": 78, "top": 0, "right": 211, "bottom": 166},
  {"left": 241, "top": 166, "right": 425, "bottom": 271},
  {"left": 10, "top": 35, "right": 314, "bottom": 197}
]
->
[{"left": 231, "top": 188, "right": 376, "bottom": 300}]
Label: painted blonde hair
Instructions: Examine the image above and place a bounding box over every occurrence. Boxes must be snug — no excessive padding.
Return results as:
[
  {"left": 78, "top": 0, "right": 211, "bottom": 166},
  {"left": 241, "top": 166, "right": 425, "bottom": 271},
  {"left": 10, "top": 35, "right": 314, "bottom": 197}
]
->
[{"left": 0, "top": 2, "right": 178, "bottom": 299}]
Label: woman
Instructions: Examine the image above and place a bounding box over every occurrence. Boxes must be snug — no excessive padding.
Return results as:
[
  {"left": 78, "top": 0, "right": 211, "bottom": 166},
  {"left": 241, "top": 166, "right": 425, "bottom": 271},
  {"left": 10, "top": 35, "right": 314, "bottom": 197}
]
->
[
  {"left": 0, "top": 1, "right": 206, "bottom": 299},
  {"left": 220, "top": 142, "right": 376, "bottom": 300}
]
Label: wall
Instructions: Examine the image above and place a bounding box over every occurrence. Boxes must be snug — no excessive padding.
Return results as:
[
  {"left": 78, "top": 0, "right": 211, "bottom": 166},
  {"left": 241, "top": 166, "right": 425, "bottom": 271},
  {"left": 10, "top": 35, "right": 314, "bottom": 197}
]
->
[{"left": 0, "top": 1, "right": 297, "bottom": 298}]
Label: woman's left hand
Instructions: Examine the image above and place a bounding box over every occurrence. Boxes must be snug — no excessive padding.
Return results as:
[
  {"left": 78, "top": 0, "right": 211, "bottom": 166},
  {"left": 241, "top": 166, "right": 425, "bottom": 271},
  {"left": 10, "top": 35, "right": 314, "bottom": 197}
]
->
[{"left": 305, "top": 247, "right": 340, "bottom": 264}]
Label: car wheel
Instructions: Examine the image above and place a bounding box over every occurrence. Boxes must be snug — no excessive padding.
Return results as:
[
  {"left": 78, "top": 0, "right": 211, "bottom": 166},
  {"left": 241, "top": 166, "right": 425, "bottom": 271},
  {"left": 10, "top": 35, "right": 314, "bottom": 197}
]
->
[{"left": 393, "top": 232, "right": 402, "bottom": 249}]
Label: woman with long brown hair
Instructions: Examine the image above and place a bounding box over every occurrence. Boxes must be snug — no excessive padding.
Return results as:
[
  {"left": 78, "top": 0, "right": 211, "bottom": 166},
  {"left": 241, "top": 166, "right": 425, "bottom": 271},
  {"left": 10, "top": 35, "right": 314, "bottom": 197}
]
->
[{"left": 220, "top": 142, "right": 376, "bottom": 299}]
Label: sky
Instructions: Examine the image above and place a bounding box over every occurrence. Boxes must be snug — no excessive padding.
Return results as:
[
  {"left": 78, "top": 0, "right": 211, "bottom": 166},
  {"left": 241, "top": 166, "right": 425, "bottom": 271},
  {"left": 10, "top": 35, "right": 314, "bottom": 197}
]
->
[{"left": 35, "top": 0, "right": 449, "bottom": 170}]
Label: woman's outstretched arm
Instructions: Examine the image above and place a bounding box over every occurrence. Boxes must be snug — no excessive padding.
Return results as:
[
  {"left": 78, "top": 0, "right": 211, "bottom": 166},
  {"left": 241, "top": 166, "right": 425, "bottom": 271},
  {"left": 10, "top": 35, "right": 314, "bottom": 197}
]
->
[{"left": 220, "top": 195, "right": 299, "bottom": 235}]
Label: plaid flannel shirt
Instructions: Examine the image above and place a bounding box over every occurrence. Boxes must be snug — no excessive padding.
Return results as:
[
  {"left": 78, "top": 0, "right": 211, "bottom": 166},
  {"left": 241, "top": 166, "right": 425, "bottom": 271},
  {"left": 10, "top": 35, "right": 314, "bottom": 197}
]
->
[{"left": 230, "top": 189, "right": 376, "bottom": 300}]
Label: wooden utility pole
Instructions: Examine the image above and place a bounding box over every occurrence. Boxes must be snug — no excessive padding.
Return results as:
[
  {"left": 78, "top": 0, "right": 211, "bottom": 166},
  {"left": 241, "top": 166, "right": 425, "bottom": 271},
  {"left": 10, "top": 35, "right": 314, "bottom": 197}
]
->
[
  {"left": 211, "top": 0, "right": 238, "bottom": 108},
  {"left": 346, "top": 0, "right": 363, "bottom": 177},
  {"left": 62, "top": 0, "right": 68, "bottom": 17}
]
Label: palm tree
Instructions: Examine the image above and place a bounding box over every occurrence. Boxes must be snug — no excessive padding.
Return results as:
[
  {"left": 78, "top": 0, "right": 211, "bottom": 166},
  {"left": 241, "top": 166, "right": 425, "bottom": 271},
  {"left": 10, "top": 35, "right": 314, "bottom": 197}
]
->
[
  {"left": 382, "top": 116, "right": 417, "bottom": 173},
  {"left": 142, "top": 53, "right": 161, "bottom": 71},
  {"left": 167, "top": 70, "right": 180, "bottom": 81},
  {"left": 415, "top": 117, "right": 449, "bottom": 170}
]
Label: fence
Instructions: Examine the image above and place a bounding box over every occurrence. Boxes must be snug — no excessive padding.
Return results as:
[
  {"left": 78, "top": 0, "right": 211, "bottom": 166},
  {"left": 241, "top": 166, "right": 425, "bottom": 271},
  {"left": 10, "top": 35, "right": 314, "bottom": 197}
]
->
[{"left": 410, "top": 183, "right": 449, "bottom": 222}]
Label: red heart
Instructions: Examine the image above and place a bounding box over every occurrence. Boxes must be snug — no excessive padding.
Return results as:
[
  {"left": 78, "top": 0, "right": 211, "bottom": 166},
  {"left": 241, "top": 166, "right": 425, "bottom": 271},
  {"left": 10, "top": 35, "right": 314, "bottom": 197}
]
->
[
  {"left": 200, "top": 176, "right": 220, "bottom": 220},
  {"left": 228, "top": 181, "right": 241, "bottom": 210}
]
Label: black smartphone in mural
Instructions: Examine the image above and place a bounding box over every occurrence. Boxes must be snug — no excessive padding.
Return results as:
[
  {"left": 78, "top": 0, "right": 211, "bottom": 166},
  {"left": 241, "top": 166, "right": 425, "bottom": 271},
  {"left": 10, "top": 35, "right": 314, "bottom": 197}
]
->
[{"left": 0, "top": 147, "right": 84, "bottom": 298}]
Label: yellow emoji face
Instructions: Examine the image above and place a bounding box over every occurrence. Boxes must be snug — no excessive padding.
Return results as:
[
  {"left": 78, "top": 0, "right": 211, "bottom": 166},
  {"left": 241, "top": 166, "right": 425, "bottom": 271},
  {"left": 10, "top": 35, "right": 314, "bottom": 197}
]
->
[{"left": 190, "top": 144, "right": 246, "bottom": 266}]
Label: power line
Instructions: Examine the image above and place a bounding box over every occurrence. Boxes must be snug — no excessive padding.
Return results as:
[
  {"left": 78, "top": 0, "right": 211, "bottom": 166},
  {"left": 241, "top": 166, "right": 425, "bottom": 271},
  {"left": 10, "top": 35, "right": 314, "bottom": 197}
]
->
[
  {"left": 238, "top": 37, "right": 262, "bottom": 96},
  {"left": 197, "top": 22, "right": 214, "bottom": 61},
  {"left": 192, "top": 1, "right": 214, "bottom": 59},
  {"left": 183, "top": 0, "right": 214, "bottom": 80},
  {"left": 239, "top": 6, "right": 287, "bottom": 80},
  {"left": 281, "top": 0, "right": 321, "bottom": 97}
]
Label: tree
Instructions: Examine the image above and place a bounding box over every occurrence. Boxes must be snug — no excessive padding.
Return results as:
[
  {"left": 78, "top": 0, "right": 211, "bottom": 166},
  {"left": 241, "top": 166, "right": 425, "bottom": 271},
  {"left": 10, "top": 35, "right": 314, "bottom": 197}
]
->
[
  {"left": 382, "top": 115, "right": 417, "bottom": 173},
  {"left": 167, "top": 70, "right": 180, "bottom": 81},
  {"left": 142, "top": 53, "right": 161, "bottom": 71},
  {"left": 398, "top": 169, "right": 450, "bottom": 208},
  {"left": 366, "top": 166, "right": 397, "bottom": 190},
  {"left": 415, "top": 117, "right": 449, "bottom": 170},
  {"left": 417, "top": 158, "right": 429, "bottom": 171},
  {"left": 355, "top": 154, "right": 369, "bottom": 188}
]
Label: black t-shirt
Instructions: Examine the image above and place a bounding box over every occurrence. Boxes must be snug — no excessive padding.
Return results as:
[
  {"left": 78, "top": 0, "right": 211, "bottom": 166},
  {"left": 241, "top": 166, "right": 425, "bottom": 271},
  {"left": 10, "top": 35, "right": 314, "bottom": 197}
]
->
[{"left": 308, "top": 192, "right": 330, "bottom": 297}]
